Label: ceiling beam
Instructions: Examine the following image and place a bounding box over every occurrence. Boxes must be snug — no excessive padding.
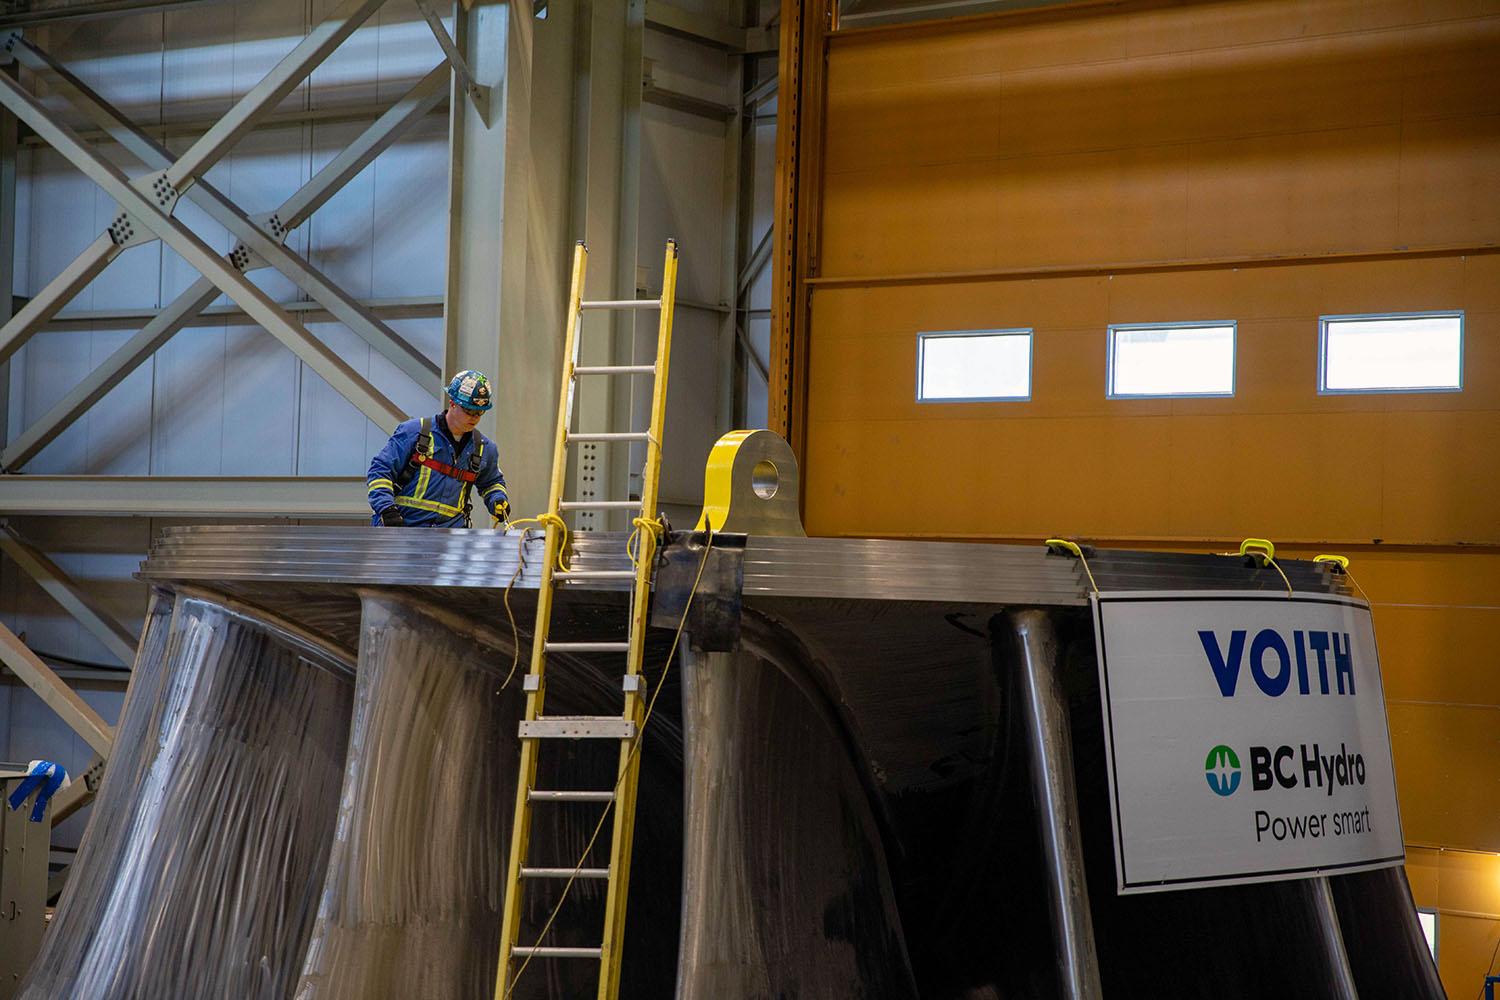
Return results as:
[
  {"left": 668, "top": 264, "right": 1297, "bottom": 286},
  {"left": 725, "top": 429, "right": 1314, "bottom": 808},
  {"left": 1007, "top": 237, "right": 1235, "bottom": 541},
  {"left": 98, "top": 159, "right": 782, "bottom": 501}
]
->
[{"left": 0, "top": 477, "right": 371, "bottom": 518}]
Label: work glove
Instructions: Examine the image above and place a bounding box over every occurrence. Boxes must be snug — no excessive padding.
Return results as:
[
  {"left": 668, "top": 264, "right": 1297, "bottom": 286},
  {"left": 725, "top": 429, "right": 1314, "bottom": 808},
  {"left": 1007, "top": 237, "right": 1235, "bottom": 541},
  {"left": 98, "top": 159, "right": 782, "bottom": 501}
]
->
[{"left": 380, "top": 507, "right": 405, "bottom": 527}]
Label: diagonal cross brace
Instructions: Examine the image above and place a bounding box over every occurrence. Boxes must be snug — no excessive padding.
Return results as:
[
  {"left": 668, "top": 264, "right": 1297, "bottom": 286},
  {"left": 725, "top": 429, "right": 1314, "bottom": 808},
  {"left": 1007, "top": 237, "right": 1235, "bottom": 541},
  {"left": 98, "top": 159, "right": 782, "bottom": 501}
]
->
[
  {"left": 5, "top": 35, "right": 441, "bottom": 390},
  {"left": 0, "top": 0, "right": 389, "bottom": 366},
  {"left": 411, "top": 0, "right": 489, "bottom": 121},
  {"left": 0, "top": 522, "right": 137, "bottom": 664},
  {"left": 0, "top": 65, "right": 451, "bottom": 470},
  {"left": 0, "top": 619, "right": 114, "bottom": 758},
  {"left": 0, "top": 233, "right": 119, "bottom": 366},
  {"left": 0, "top": 71, "right": 407, "bottom": 431},
  {"left": 167, "top": 0, "right": 391, "bottom": 191}
]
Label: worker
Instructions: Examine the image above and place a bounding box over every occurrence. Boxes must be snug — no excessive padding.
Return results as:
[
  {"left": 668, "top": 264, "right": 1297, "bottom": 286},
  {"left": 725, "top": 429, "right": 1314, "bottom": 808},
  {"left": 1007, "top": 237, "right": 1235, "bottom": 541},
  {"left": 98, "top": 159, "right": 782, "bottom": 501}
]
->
[{"left": 367, "top": 370, "right": 510, "bottom": 528}]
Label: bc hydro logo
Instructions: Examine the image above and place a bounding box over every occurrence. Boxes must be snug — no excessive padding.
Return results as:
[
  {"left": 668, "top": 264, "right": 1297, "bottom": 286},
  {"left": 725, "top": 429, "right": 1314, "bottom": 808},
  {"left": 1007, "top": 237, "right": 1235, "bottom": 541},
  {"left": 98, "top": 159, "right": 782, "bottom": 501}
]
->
[{"left": 1205, "top": 744, "right": 1242, "bottom": 796}]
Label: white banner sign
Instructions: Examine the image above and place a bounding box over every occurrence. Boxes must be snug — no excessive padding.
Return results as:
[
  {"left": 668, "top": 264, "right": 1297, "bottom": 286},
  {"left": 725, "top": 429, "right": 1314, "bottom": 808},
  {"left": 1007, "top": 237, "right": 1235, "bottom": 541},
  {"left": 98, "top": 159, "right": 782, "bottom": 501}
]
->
[{"left": 1092, "top": 591, "right": 1404, "bottom": 894}]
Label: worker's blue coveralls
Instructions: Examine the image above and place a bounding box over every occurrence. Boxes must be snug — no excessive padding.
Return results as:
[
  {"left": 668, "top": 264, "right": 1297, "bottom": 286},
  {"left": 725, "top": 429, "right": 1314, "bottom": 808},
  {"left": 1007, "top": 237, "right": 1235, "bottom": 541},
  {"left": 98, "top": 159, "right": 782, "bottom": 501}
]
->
[{"left": 367, "top": 414, "right": 510, "bottom": 527}]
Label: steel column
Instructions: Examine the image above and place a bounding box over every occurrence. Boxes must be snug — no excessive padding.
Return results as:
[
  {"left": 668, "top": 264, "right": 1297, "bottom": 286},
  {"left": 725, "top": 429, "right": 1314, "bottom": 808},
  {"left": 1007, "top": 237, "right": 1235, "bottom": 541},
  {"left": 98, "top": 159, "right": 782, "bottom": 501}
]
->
[
  {"left": 0, "top": 523, "right": 137, "bottom": 664},
  {"left": 449, "top": 0, "right": 559, "bottom": 517},
  {"left": 570, "top": 0, "right": 642, "bottom": 532},
  {"left": 718, "top": 54, "right": 744, "bottom": 432},
  {"left": 0, "top": 620, "right": 113, "bottom": 757},
  {"left": 0, "top": 72, "right": 405, "bottom": 431},
  {"left": 768, "top": 0, "right": 829, "bottom": 453},
  {"left": 1002, "top": 608, "right": 1103, "bottom": 999},
  {"left": 1310, "top": 876, "right": 1360, "bottom": 1000},
  {"left": 0, "top": 65, "right": 450, "bottom": 470}
]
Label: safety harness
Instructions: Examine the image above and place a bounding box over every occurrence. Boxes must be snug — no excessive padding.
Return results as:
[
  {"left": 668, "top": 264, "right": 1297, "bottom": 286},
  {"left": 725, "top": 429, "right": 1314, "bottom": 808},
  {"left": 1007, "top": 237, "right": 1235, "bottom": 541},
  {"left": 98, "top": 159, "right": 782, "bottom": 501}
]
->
[{"left": 396, "top": 416, "right": 485, "bottom": 525}]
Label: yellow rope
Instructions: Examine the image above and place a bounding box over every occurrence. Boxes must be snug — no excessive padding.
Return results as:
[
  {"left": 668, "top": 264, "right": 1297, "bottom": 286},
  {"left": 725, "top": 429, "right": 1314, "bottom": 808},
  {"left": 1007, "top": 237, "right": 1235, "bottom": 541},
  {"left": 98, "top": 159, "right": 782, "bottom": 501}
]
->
[
  {"left": 504, "top": 529, "right": 715, "bottom": 1000},
  {"left": 494, "top": 512, "right": 577, "bottom": 696},
  {"left": 506, "top": 512, "right": 571, "bottom": 573},
  {"left": 495, "top": 526, "right": 533, "bottom": 697},
  {"left": 1227, "top": 539, "right": 1293, "bottom": 598},
  {"left": 1264, "top": 556, "right": 1294, "bottom": 598},
  {"left": 1314, "top": 555, "right": 1372, "bottom": 605},
  {"left": 1045, "top": 538, "right": 1099, "bottom": 595},
  {"left": 1342, "top": 567, "right": 1372, "bottom": 605},
  {"left": 626, "top": 515, "right": 665, "bottom": 564}
]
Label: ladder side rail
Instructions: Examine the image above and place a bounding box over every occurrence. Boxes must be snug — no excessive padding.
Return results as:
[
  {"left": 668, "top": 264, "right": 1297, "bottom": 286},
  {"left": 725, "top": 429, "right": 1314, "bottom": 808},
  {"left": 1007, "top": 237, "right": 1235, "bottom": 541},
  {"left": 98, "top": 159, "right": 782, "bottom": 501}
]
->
[
  {"left": 596, "top": 238, "right": 680, "bottom": 999},
  {"left": 494, "top": 241, "right": 590, "bottom": 1000}
]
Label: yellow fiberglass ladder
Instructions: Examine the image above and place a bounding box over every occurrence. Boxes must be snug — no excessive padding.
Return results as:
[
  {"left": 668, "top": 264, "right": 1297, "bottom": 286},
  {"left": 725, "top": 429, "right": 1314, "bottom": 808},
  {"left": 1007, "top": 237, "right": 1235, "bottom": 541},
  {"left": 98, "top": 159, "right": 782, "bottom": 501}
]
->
[{"left": 494, "top": 238, "right": 679, "bottom": 1000}]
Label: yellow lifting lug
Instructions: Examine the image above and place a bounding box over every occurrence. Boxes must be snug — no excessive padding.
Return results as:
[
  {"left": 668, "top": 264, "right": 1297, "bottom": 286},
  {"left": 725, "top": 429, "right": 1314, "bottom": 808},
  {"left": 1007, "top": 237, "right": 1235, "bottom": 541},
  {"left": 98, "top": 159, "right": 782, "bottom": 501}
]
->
[
  {"left": 1313, "top": 554, "right": 1350, "bottom": 573},
  {"left": 1237, "top": 538, "right": 1277, "bottom": 567}
]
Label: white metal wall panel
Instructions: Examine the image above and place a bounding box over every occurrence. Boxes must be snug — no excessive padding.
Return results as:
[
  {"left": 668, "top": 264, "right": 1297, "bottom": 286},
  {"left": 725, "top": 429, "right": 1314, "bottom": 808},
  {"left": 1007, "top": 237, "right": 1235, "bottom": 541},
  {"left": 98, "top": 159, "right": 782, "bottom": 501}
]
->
[
  {"left": 226, "top": 125, "right": 312, "bottom": 303},
  {"left": 20, "top": 147, "right": 97, "bottom": 304},
  {"left": 295, "top": 318, "right": 432, "bottom": 475},
  {"left": 150, "top": 323, "right": 228, "bottom": 474},
  {"left": 224, "top": 323, "right": 301, "bottom": 474},
  {"left": 374, "top": 5, "right": 444, "bottom": 100},
  {"left": 638, "top": 101, "right": 729, "bottom": 508},
  {"left": 8, "top": 145, "right": 32, "bottom": 323},
  {"left": 58, "top": 15, "right": 169, "bottom": 128},
  {"left": 12, "top": 331, "right": 89, "bottom": 475},
  {"left": 368, "top": 117, "right": 449, "bottom": 297},
  {"left": 83, "top": 326, "right": 154, "bottom": 475},
  {"left": 229, "top": 0, "right": 312, "bottom": 118},
  {"left": 309, "top": 121, "right": 375, "bottom": 296}
]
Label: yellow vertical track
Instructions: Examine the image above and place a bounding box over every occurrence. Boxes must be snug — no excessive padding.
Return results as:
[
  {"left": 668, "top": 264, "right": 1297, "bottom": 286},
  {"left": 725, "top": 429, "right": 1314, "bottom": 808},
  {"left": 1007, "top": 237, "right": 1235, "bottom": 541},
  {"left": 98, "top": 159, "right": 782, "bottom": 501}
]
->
[{"left": 493, "top": 239, "right": 679, "bottom": 1000}]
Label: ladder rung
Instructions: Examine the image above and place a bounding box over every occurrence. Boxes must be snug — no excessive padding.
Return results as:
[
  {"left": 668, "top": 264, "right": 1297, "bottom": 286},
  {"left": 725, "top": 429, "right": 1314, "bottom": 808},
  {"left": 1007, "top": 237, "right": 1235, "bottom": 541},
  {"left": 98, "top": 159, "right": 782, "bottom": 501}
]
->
[
  {"left": 520, "top": 867, "right": 610, "bottom": 879},
  {"left": 544, "top": 641, "right": 630, "bottom": 653},
  {"left": 510, "top": 946, "right": 602, "bottom": 959},
  {"left": 528, "top": 789, "right": 616, "bottom": 802},
  {"left": 567, "top": 432, "right": 650, "bottom": 442},
  {"left": 573, "top": 365, "right": 655, "bottom": 376},
  {"left": 519, "top": 717, "right": 637, "bottom": 740},
  {"left": 579, "top": 298, "right": 659, "bottom": 311},
  {"left": 558, "top": 501, "right": 640, "bottom": 511},
  {"left": 554, "top": 569, "right": 636, "bottom": 581}
]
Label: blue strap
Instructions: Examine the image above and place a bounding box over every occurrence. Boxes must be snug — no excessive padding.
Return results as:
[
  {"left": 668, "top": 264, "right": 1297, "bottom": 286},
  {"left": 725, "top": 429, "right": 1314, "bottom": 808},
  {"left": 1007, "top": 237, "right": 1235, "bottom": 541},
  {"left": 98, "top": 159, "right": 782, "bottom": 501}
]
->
[{"left": 7, "top": 760, "right": 67, "bottom": 822}]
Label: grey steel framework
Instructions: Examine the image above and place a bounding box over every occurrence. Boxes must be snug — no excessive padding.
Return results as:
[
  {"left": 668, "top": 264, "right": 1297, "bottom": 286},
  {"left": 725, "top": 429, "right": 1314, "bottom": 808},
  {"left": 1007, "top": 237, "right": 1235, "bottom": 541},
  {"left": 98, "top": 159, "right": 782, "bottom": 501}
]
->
[{"left": 0, "top": 0, "right": 452, "bottom": 444}]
